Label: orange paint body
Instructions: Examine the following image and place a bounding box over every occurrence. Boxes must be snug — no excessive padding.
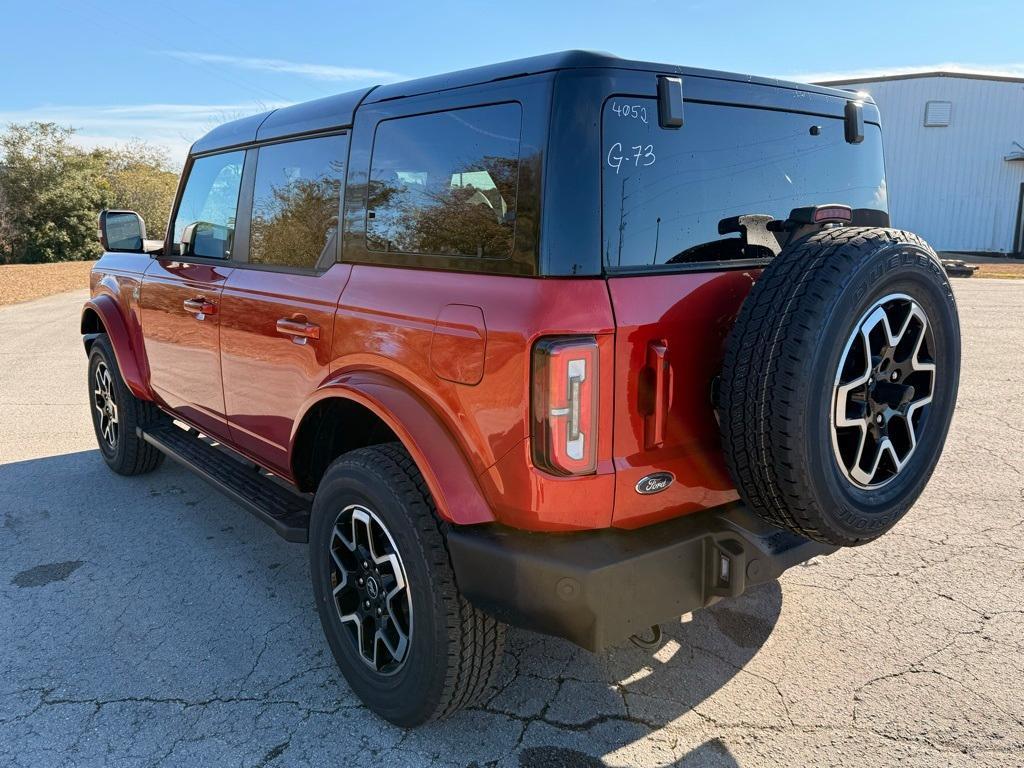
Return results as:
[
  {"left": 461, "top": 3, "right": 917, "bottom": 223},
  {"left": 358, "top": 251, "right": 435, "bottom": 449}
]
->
[{"left": 87, "top": 254, "right": 757, "bottom": 531}]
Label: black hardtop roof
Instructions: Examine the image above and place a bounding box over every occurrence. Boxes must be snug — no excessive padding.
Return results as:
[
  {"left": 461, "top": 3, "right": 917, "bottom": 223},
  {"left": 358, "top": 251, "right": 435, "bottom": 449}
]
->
[
  {"left": 190, "top": 50, "right": 869, "bottom": 156},
  {"left": 189, "top": 87, "right": 374, "bottom": 155}
]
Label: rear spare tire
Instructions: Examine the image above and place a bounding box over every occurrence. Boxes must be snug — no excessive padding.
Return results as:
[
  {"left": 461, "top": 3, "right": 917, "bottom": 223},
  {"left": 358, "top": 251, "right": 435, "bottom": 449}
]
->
[{"left": 719, "top": 227, "right": 960, "bottom": 546}]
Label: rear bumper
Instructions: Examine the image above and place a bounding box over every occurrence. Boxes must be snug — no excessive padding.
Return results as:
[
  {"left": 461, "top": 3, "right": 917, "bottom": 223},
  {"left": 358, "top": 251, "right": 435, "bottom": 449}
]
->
[{"left": 447, "top": 504, "right": 836, "bottom": 652}]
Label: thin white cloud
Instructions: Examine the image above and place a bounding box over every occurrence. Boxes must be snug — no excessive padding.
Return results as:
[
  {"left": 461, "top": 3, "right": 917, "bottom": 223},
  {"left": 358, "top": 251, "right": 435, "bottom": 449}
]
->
[
  {"left": 0, "top": 102, "right": 288, "bottom": 162},
  {"left": 165, "top": 51, "right": 405, "bottom": 83},
  {"left": 778, "top": 62, "right": 1024, "bottom": 84}
]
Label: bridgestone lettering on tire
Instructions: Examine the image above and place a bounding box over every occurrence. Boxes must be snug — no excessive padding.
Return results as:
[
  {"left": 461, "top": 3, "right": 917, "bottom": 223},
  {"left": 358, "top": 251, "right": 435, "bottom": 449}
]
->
[{"left": 718, "top": 228, "right": 961, "bottom": 546}]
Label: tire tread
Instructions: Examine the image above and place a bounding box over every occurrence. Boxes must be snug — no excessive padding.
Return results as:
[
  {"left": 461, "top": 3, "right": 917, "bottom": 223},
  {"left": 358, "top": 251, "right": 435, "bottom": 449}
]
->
[
  {"left": 326, "top": 443, "right": 505, "bottom": 722},
  {"left": 89, "top": 335, "right": 165, "bottom": 476},
  {"left": 719, "top": 227, "right": 940, "bottom": 546}
]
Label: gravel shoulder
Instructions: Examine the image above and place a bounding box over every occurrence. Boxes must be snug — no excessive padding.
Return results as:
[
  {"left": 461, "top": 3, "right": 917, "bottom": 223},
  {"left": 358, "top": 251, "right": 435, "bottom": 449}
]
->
[{"left": 0, "top": 280, "right": 1021, "bottom": 767}]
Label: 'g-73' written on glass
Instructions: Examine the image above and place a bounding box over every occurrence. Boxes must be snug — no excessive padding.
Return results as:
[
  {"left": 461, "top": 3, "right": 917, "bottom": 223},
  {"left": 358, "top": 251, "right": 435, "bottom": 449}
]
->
[{"left": 606, "top": 142, "right": 656, "bottom": 174}]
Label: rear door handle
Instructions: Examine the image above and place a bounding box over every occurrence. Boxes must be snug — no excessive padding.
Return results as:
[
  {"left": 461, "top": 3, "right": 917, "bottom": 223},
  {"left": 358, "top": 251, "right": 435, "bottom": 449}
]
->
[
  {"left": 276, "top": 316, "right": 320, "bottom": 344},
  {"left": 183, "top": 297, "right": 216, "bottom": 317},
  {"left": 644, "top": 341, "right": 671, "bottom": 449}
]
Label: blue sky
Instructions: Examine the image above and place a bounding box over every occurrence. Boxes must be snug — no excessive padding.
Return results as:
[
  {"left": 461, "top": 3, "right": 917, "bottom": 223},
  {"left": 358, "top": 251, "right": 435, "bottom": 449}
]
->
[{"left": 3, "top": 0, "right": 1021, "bottom": 161}]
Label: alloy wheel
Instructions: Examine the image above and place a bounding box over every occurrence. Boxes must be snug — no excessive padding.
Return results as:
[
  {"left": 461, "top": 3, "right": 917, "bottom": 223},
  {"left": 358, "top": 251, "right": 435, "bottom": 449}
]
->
[
  {"left": 93, "top": 361, "right": 119, "bottom": 449},
  {"left": 328, "top": 504, "right": 412, "bottom": 674},
  {"left": 831, "top": 293, "right": 936, "bottom": 489}
]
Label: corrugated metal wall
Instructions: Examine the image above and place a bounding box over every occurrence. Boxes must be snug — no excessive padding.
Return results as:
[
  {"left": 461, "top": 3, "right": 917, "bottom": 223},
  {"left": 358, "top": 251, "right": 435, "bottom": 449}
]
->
[{"left": 834, "top": 76, "right": 1024, "bottom": 253}]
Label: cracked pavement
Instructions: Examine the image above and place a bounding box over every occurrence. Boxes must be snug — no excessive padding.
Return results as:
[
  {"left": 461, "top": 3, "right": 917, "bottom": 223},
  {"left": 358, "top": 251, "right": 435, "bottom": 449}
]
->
[{"left": 1, "top": 280, "right": 1021, "bottom": 767}]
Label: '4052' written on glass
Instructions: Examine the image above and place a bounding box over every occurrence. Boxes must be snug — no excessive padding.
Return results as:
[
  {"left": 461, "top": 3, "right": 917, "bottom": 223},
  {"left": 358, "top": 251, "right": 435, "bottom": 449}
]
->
[{"left": 609, "top": 101, "right": 649, "bottom": 124}]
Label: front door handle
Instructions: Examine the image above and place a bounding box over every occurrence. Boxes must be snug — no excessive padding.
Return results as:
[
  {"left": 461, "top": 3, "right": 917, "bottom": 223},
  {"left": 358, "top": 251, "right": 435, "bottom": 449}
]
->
[
  {"left": 183, "top": 297, "right": 216, "bottom": 316},
  {"left": 276, "top": 316, "right": 320, "bottom": 343}
]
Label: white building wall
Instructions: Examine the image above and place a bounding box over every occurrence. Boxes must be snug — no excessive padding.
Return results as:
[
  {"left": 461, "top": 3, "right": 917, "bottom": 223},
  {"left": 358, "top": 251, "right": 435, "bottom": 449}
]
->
[{"left": 833, "top": 76, "right": 1024, "bottom": 253}]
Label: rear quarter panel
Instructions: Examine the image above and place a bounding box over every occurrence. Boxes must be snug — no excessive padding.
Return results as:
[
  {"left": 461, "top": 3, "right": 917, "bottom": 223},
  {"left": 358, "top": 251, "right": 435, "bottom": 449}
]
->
[{"left": 332, "top": 266, "right": 618, "bottom": 530}]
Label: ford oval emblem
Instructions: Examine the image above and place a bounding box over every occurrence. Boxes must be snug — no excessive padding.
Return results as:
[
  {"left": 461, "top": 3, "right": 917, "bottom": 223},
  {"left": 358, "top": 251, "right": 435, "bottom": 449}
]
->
[{"left": 635, "top": 472, "right": 674, "bottom": 495}]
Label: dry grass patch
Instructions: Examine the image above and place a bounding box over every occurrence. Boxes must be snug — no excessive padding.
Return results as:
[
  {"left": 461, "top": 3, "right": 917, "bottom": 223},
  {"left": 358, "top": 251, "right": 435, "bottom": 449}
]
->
[
  {"left": 0, "top": 261, "right": 95, "bottom": 306},
  {"left": 972, "top": 262, "right": 1024, "bottom": 280}
]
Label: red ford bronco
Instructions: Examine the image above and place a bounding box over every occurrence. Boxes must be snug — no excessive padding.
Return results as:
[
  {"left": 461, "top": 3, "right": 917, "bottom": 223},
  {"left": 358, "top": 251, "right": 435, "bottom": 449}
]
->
[{"left": 83, "top": 51, "right": 960, "bottom": 726}]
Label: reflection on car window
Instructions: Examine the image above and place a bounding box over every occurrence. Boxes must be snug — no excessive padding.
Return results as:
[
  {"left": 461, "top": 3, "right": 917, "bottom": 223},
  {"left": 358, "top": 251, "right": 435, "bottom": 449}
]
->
[
  {"left": 367, "top": 103, "right": 522, "bottom": 259},
  {"left": 602, "top": 100, "right": 888, "bottom": 270},
  {"left": 172, "top": 151, "right": 245, "bottom": 259},
  {"left": 249, "top": 135, "right": 347, "bottom": 270}
]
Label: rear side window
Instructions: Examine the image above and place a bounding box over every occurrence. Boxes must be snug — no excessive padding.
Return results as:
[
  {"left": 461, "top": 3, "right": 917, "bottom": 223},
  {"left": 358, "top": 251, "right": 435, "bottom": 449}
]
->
[
  {"left": 366, "top": 103, "right": 522, "bottom": 259},
  {"left": 602, "top": 99, "right": 888, "bottom": 270},
  {"left": 249, "top": 134, "right": 347, "bottom": 270},
  {"left": 172, "top": 151, "right": 245, "bottom": 259}
]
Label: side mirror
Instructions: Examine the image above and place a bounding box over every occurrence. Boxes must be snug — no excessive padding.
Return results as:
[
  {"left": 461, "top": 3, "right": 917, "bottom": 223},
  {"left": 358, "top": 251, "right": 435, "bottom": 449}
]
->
[
  {"left": 179, "top": 222, "right": 198, "bottom": 258},
  {"left": 98, "top": 210, "right": 146, "bottom": 252},
  {"left": 178, "top": 221, "right": 230, "bottom": 259}
]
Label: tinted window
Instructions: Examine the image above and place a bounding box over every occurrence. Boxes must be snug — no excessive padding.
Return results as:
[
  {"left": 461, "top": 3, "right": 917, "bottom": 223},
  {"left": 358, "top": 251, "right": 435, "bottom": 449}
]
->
[
  {"left": 602, "top": 100, "right": 888, "bottom": 270},
  {"left": 249, "top": 135, "right": 347, "bottom": 270},
  {"left": 172, "top": 151, "right": 245, "bottom": 259},
  {"left": 367, "top": 103, "right": 522, "bottom": 259}
]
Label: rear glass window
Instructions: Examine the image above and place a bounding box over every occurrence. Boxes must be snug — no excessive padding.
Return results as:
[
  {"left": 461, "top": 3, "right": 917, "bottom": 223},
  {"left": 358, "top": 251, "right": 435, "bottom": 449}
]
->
[
  {"left": 602, "top": 99, "right": 887, "bottom": 270},
  {"left": 249, "top": 134, "right": 347, "bottom": 271},
  {"left": 367, "top": 103, "right": 522, "bottom": 259}
]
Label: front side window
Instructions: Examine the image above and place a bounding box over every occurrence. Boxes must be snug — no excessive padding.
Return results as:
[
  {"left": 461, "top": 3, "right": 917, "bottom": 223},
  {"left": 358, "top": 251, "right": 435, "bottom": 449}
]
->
[
  {"left": 602, "top": 99, "right": 888, "bottom": 270},
  {"left": 366, "top": 103, "right": 522, "bottom": 259},
  {"left": 172, "top": 151, "right": 245, "bottom": 259},
  {"left": 249, "top": 135, "right": 347, "bottom": 270}
]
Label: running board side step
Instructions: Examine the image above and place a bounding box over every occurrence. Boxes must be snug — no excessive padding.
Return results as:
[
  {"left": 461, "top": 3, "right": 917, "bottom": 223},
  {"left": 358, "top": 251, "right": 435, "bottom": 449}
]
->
[{"left": 138, "top": 421, "right": 311, "bottom": 543}]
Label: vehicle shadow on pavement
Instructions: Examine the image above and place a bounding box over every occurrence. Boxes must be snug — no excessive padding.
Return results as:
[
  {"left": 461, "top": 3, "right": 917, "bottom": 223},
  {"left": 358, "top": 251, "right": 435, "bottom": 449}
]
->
[
  {"left": 472, "top": 580, "right": 780, "bottom": 766},
  {"left": 1, "top": 449, "right": 776, "bottom": 767}
]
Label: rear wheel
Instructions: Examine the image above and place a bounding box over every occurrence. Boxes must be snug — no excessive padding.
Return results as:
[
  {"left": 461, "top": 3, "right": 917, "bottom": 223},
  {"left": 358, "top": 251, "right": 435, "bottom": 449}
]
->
[
  {"left": 719, "top": 227, "right": 960, "bottom": 546},
  {"left": 310, "top": 444, "right": 505, "bottom": 726},
  {"left": 87, "top": 335, "right": 165, "bottom": 476}
]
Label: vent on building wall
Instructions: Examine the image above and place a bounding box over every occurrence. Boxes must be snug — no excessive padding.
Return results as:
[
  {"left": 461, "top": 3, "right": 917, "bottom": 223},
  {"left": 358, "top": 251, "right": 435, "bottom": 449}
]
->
[{"left": 924, "top": 100, "right": 952, "bottom": 127}]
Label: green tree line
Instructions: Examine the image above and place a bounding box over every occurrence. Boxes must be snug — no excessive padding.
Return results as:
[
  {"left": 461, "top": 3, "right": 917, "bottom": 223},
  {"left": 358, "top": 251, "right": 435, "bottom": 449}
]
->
[{"left": 0, "top": 122, "right": 180, "bottom": 264}]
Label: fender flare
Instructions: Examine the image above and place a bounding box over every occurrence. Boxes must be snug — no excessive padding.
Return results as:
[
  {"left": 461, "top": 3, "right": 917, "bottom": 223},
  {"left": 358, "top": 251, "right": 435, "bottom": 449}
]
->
[
  {"left": 293, "top": 371, "right": 495, "bottom": 526},
  {"left": 81, "top": 294, "right": 152, "bottom": 401}
]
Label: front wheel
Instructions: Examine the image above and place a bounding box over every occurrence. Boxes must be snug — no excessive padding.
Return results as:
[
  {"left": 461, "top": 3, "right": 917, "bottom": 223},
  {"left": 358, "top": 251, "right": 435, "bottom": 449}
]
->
[
  {"left": 309, "top": 444, "right": 505, "bottom": 726},
  {"left": 87, "top": 335, "right": 166, "bottom": 476}
]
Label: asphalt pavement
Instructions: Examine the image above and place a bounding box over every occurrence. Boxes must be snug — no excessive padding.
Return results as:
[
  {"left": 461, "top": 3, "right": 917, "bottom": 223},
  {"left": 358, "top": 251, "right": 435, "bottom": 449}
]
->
[{"left": 1, "top": 280, "right": 1021, "bottom": 767}]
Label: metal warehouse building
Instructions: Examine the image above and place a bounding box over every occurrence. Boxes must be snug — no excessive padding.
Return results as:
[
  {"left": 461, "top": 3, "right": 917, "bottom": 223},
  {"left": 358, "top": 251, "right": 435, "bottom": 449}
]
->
[{"left": 818, "top": 72, "right": 1024, "bottom": 256}]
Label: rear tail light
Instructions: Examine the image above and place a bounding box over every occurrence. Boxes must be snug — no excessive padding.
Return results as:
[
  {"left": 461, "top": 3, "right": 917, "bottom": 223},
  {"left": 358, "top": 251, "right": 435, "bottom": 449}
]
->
[{"left": 532, "top": 337, "right": 599, "bottom": 476}]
